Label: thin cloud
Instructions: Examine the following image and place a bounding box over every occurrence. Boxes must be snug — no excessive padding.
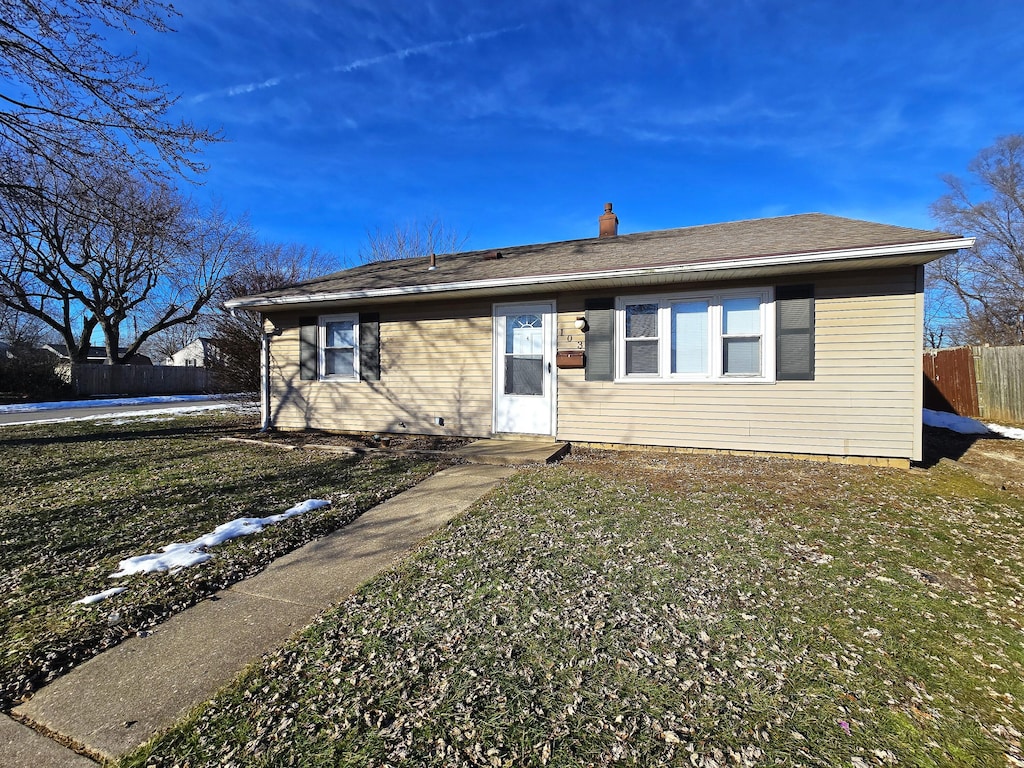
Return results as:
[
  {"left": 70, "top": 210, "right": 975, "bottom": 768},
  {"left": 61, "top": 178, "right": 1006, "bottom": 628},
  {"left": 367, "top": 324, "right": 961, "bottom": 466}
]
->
[
  {"left": 226, "top": 77, "right": 283, "bottom": 97},
  {"left": 191, "top": 26, "right": 524, "bottom": 104}
]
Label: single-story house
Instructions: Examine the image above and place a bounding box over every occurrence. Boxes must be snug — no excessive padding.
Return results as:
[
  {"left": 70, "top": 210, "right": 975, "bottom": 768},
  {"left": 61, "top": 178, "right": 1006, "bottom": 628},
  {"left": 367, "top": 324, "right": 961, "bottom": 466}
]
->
[
  {"left": 163, "top": 337, "right": 219, "bottom": 367},
  {"left": 225, "top": 208, "right": 973, "bottom": 468}
]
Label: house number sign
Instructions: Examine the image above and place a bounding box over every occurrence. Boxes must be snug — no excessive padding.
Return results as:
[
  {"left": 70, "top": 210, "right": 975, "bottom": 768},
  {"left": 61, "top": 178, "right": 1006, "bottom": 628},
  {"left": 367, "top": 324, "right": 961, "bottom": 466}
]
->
[{"left": 558, "top": 327, "right": 585, "bottom": 350}]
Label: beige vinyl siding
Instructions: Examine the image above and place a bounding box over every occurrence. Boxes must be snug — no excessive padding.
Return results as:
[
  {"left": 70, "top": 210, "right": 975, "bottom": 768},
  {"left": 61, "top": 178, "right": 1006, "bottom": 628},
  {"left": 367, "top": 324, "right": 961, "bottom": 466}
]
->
[
  {"left": 556, "top": 267, "right": 924, "bottom": 460},
  {"left": 263, "top": 266, "right": 924, "bottom": 461},
  {"left": 265, "top": 300, "right": 494, "bottom": 436}
]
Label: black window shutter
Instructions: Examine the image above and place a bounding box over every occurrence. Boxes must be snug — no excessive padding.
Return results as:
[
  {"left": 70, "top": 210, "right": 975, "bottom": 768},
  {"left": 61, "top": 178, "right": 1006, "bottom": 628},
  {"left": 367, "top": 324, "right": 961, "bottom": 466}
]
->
[
  {"left": 359, "top": 312, "right": 380, "bottom": 381},
  {"left": 585, "top": 298, "right": 615, "bottom": 381},
  {"left": 776, "top": 285, "right": 814, "bottom": 381},
  {"left": 299, "top": 316, "right": 318, "bottom": 381}
]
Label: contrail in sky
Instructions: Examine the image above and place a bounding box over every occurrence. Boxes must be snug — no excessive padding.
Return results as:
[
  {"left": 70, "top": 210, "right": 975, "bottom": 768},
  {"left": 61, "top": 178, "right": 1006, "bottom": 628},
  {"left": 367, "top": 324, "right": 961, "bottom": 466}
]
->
[{"left": 191, "top": 26, "right": 524, "bottom": 104}]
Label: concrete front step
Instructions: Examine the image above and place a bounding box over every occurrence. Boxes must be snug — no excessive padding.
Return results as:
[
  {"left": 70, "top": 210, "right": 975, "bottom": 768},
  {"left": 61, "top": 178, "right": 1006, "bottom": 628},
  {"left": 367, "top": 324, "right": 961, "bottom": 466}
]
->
[{"left": 453, "top": 438, "right": 570, "bottom": 465}]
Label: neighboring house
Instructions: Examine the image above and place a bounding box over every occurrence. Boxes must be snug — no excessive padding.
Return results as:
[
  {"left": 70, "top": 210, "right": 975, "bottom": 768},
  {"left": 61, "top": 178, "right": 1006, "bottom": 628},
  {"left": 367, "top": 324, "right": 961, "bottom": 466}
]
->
[
  {"left": 164, "top": 337, "right": 218, "bottom": 367},
  {"left": 42, "top": 343, "right": 153, "bottom": 365},
  {"left": 225, "top": 208, "right": 973, "bottom": 468}
]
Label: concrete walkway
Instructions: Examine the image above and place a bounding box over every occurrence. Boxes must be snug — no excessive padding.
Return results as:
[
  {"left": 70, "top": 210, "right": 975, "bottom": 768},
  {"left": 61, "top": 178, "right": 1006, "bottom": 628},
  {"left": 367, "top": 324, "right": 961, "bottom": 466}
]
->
[{"left": 8, "top": 463, "right": 517, "bottom": 765}]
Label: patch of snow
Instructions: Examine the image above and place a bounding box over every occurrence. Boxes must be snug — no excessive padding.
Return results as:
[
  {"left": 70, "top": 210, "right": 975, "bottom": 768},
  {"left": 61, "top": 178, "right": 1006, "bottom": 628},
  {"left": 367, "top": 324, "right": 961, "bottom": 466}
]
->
[
  {"left": 109, "top": 499, "right": 335, "bottom": 578},
  {"left": 922, "top": 408, "right": 992, "bottom": 435},
  {"left": 987, "top": 423, "right": 1024, "bottom": 441},
  {"left": 75, "top": 586, "right": 128, "bottom": 605},
  {"left": 0, "top": 394, "right": 226, "bottom": 414},
  {"left": 2, "top": 402, "right": 256, "bottom": 427}
]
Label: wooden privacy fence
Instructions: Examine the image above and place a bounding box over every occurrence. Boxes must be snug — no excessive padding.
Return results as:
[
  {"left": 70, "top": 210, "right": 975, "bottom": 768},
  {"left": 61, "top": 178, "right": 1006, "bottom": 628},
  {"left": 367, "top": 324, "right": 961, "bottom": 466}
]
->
[
  {"left": 68, "top": 364, "right": 216, "bottom": 397},
  {"left": 923, "top": 346, "right": 979, "bottom": 417},
  {"left": 923, "top": 345, "right": 1024, "bottom": 424},
  {"left": 975, "top": 345, "right": 1024, "bottom": 424}
]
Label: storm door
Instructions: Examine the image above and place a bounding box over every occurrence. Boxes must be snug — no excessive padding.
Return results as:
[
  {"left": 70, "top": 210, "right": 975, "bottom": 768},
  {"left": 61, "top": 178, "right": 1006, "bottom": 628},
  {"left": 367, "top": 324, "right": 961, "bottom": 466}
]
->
[{"left": 493, "top": 302, "right": 555, "bottom": 435}]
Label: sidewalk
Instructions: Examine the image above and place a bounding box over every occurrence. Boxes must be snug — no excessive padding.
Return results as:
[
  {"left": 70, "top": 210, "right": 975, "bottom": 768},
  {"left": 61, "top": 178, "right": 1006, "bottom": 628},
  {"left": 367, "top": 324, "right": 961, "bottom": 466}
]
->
[{"left": 7, "top": 461, "right": 520, "bottom": 764}]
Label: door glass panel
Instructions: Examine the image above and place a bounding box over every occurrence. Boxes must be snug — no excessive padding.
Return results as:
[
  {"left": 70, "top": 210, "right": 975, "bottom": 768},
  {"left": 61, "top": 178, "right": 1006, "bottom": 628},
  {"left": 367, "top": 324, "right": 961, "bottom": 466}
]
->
[
  {"left": 505, "top": 356, "right": 543, "bottom": 395},
  {"left": 504, "top": 314, "right": 544, "bottom": 395}
]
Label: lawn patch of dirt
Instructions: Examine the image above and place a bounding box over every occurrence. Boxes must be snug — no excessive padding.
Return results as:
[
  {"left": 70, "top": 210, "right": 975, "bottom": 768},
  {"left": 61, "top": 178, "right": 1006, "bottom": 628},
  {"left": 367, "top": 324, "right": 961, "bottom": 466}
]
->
[
  {"left": 923, "top": 425, "right": 1024, "bottom": 494},
  {"left": 222, "top": 427, "right": 471, "bottom": 454}
]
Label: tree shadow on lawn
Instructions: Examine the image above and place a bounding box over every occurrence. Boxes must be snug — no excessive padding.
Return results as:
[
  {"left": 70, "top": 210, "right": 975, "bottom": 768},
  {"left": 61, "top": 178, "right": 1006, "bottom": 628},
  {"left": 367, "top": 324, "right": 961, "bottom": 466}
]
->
[
  {"left": 0, "top": 420, "right": 244, "bottom": 450},
  {"left": 2, "top": 449, "right": 370, "bottom": 601},
  {"left": 0, "top": 449, "right": 435, "bottom": 711},
  {"left": 919, "top": 424, "right": 1024, "bottom": 494}
]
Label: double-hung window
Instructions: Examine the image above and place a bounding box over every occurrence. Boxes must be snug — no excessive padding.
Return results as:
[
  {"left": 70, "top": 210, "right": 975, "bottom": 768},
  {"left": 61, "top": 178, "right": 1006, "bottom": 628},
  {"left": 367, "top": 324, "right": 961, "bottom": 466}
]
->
[
  {"left": 319, "top": 313, "right": 360, "bottom": 380},
  {"left": 721, "top": 296, "right": 763, "bottom": 375},
  {"left": 616, "top": 288, "right": 774, "bottom": 382},
  {"left": 624, "top": 303, "right": 659, "bottom": 376}
]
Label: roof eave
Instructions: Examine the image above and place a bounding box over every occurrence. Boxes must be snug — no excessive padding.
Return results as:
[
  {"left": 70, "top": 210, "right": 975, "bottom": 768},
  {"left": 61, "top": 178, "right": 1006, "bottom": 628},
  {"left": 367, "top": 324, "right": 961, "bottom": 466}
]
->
[{"left": 225, "top": 237, "right": 974, "bottom": 311}]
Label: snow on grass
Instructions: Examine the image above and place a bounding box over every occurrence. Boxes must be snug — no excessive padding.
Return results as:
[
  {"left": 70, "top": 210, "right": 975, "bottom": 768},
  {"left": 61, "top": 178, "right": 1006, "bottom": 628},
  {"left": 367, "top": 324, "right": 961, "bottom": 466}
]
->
[
  {"left": 109, "top": 499, "right": 335, "bottom": 579},
  {"left": 4, "top": 402, "right": 256, "bottom": 427},
  {"left": 73, "top": 499, "right": 337, "bottom": 605},
  {"left": 74, "top": 587, "right": 127, "bottom": 605},
  {"left": 0, "top": 394, "right": 226, "bottom": 414},
  {"left": 988, "top": 423, "right": 1024, "bottom": 440}
]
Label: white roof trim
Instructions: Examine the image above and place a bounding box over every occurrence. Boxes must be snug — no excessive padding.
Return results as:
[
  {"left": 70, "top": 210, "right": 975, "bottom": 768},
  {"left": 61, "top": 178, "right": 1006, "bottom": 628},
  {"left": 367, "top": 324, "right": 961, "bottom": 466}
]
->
[{"left": 225, "top": 237, "right": 974, "bottom": 309}]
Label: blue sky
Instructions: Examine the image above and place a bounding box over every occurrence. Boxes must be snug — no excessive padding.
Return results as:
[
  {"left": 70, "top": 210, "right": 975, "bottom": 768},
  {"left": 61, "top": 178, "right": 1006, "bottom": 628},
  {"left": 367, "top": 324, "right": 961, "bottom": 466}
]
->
[{"left": 133, "top": 0, "right": 1024, "bottom": 265}]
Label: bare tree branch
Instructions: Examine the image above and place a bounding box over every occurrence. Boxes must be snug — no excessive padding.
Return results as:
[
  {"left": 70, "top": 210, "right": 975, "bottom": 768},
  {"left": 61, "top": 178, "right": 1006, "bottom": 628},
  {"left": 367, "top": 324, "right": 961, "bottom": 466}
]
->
[
  {"left": 930, "top": 134, "right": 1024, "bottom": 346},
  {"left": 358, "top": 217, "right": 468, "bottom": 263},
  {"left": 207, "top": 242, "right": 341, "bottom": 390},
  {"left": 0, "top": 0, "right": 219, "bottom": 194}
]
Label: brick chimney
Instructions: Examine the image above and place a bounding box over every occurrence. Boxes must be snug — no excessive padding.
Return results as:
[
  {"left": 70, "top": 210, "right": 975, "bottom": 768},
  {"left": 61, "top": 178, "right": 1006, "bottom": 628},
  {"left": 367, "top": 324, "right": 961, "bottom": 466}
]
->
[{"left": 599, "top": 202, "right": 618, "bottom": 238}]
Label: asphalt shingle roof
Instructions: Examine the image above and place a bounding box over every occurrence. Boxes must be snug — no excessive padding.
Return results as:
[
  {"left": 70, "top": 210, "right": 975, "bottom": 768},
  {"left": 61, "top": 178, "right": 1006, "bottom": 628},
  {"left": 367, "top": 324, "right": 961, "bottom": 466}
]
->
[{"left": 233, "top": 213, "right": 960, "bottom": 305}]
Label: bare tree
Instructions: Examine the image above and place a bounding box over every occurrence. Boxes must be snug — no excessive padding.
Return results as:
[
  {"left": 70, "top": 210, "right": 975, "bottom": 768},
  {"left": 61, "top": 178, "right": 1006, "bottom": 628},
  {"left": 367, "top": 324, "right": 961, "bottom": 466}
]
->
[
  {"left": 210, "top": 242, "right": 340, "bottom": 390},
  {"left": 0, "top": 154, "right": 253, "bottom": 363},
  {"left": 0, "top": 0, "right": 217, "bottom": 193},
  {"left": 0, "top": 300, "right": 49, "bottom": 349},
  {"left": 930, "top": 134, "right": 1024, "bottom": 346},
  {"left": 358, "top": 217, "right": 468, "bottom": 263}
]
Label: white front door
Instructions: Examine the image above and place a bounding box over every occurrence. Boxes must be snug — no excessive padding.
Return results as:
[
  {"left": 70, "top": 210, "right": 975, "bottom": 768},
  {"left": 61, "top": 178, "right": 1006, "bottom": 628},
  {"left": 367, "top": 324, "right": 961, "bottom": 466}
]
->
[{"left": 493, "top": 302, "right": 555, "bottom": 435}]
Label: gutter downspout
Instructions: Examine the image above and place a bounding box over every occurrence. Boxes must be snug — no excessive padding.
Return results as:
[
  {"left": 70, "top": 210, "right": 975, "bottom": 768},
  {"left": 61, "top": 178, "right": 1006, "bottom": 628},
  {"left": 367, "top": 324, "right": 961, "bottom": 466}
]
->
[{"left": 260, "top": 314, "right": 272, "bottom": 432}]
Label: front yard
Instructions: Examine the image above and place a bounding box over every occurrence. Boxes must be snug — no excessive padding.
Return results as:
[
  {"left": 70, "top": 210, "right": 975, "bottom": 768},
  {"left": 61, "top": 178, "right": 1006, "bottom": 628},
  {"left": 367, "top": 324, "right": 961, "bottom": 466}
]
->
[
  {"left": 0, "top": 411, "right": 444, "bottom": 711},
  {"left": 4, "top": 409, "right": 1023, "bottom": 766},
  {"left": 119, "top": 435, "right": 1024, "bottom": 767}
]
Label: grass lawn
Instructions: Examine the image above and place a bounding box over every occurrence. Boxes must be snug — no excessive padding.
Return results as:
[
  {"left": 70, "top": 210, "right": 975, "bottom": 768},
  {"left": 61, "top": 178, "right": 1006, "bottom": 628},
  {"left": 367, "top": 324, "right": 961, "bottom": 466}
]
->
[
  {"left": 120, "top": 441, "right": 1024, "bottom": 767},
  {"left": 0, "top": 410, "right": 444, "bottom": 712}
]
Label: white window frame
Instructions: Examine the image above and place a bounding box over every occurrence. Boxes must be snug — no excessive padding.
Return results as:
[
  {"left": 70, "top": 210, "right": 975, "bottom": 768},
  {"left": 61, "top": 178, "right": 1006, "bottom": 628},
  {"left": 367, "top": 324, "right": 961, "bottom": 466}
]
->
[
  {"left": 318, "top": 313, "right": 360, "bottom": 381},
  {"left": 615, "top": 288, "right": 775, "bottom": 383}
]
